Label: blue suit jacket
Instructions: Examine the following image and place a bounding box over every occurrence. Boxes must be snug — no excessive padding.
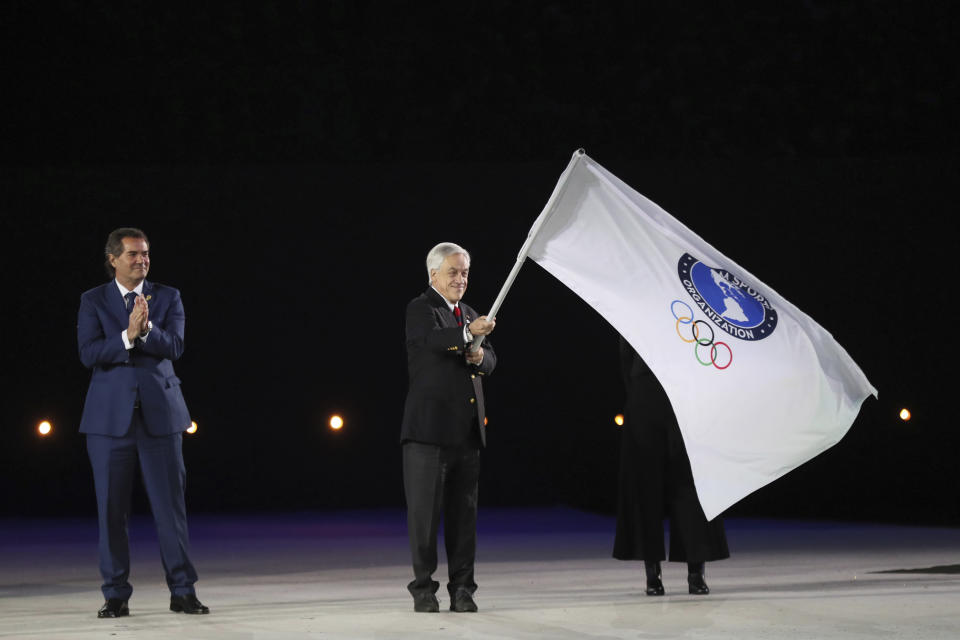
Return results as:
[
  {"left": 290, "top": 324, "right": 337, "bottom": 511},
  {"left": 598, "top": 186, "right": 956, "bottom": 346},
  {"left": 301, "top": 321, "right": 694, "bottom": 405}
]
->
[{"left": 78, "top": 280, "right": 191, "bottom": 436}]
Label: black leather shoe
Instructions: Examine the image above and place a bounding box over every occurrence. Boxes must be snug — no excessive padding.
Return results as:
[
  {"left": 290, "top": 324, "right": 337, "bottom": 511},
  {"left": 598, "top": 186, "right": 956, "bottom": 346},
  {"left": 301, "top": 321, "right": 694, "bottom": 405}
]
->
[
  {"left": 688, "top": 572, "right": 710, "bottom": 595},
  {"left": 413, "top": 592, "right": 440, "bottom": 613},
  {"left": 97, "top": 598, "right": 129, "bottom": 618},
  {"left": 170, "top": 594, "right": 210, "bottom": 614},
  {"left": 644, "top": 561, "right": 664, "bottom": 596},
  {"left": 645, "top": 577, "right": 665, "bottom": 596},
  {"left": 450, "top": 589, "right": 478, "bottom": 613}
]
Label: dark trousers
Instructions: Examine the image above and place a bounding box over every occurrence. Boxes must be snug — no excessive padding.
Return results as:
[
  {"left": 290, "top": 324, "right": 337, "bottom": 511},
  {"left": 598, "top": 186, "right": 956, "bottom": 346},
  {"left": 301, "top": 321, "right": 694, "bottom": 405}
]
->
[
  {"left": 613, "top": 404, "right": 729, "bottom": 563},
  {"left": 402, "top": 441, "right": 480, "bottom": 598},
  {"left": 86, "top": 410, "right": 198, "bottom": 600}
]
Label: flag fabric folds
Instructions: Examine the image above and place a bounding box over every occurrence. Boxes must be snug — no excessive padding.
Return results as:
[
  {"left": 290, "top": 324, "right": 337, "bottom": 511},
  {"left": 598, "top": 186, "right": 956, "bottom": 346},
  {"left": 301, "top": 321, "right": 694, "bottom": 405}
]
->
[{"left": 525, "top": 150, "right": 877, "bottom": 519}]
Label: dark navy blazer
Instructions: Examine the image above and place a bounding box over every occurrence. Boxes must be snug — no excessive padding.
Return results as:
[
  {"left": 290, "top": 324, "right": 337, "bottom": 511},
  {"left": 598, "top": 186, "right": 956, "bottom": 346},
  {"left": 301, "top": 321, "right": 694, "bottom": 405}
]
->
[
  {"left": 77, "top": 280, "right": 191, "bottom": 436},
  {"left": 401, "top": 287, "right": 496, "bottom": 447}
]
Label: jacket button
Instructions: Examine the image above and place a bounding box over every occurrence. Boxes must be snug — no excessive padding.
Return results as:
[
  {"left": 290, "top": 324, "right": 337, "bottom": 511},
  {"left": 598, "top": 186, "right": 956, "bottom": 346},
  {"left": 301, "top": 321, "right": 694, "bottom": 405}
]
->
[{"left": 469, "top": 398, "right": 476, "bottom": 404}]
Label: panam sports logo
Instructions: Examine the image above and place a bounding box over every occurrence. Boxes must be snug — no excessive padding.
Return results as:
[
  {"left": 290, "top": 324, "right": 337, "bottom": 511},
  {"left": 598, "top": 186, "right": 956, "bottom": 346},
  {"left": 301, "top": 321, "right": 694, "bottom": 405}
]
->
[{"left": 670, "top": 253, "right": 778, "bottom": 370}]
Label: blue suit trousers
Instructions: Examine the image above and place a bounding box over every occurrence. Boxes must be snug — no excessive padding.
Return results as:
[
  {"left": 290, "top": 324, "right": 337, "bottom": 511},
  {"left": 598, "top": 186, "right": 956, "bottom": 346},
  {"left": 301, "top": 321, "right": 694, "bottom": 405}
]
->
[{"left": 86, "top": 410, "right": 198, "bottom": 600}]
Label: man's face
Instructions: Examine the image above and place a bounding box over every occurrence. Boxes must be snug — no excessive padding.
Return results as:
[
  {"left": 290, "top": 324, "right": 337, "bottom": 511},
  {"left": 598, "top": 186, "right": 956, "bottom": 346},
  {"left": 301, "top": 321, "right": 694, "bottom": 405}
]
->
[
  {"left": 109, "top": 237, "right": 150, "bottom": 288},
  {"left": 430, "top": 253, "right": 470, "bottom": 304}
]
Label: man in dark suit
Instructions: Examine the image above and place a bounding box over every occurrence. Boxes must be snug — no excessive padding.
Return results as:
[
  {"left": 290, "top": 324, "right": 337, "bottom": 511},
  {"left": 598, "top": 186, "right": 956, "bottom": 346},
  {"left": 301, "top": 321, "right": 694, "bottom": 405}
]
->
[
  {"left": 77, "top": 227, "right": 208, "bottom": 618},
  {"left": 401, "top": 242, "right": 497, "bottom": 613}
]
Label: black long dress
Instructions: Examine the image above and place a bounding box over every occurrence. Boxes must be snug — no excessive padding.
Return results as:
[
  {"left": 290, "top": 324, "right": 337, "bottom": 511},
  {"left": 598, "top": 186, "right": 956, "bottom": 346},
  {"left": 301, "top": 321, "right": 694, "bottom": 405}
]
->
[{"left": 613, "top": 338, "right": 730, "bottom": 562}]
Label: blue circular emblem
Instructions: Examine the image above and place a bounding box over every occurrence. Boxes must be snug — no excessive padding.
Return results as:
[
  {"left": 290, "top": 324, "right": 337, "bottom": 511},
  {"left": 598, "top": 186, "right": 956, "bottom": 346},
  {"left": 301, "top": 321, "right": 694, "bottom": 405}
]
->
[{"left": 677, "top": 253, "right": 777, "bottom": 341}]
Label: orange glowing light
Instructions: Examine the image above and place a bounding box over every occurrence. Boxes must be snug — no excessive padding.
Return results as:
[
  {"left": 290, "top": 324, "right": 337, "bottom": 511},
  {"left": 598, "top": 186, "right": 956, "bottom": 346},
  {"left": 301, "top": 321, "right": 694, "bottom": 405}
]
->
[
  {"left": 484, "top": 416, "right": 488, "bottom": 426},
  {"left": 329, "top": 415, "right": 344, "bottom": 430},
  {"left": 614, "top": 414, "right": 625, "bottom": 427},
  {"left": 186, "top": 421, "right": 198, "bottom": 434},
  {"left": 899, "top": 408, "right": 911, "bottom": 422},
  {"left": 37, "top": 420, "right": 52, "bottom": 436}
]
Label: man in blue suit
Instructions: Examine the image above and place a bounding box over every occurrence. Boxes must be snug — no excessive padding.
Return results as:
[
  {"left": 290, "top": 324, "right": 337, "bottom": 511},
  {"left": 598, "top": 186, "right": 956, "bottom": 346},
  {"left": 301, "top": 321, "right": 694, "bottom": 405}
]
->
[{"left": 77, "top": 227, "right": 209, "bottom": 618}]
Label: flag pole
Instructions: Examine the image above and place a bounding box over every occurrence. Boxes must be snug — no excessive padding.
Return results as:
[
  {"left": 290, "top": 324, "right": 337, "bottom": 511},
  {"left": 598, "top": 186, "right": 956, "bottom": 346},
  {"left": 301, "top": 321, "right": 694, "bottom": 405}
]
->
[{"left": 469, "top": 148, "right": 586, "bottom": 352}]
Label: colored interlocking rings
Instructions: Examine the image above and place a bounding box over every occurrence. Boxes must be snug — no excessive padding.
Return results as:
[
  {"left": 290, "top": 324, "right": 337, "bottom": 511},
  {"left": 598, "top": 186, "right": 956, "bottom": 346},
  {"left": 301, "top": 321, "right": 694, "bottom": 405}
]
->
[
  {"left": 671, "top": 300, "right": 694, "bottom": 322},
  {"left": 691, "top": 320, "right": 714, "bottom": 346},
  {"left": 709, "top": 341, "right": 733, "bottom": 370},
  {"left": 671, "top": 300, "right": 699, "bottom": 343},
  {"left": 670, "top": 300, "right": 733, "bottom": 370},
  {"left": 676, "top": 317, "right": 697, "bottom": 342}
]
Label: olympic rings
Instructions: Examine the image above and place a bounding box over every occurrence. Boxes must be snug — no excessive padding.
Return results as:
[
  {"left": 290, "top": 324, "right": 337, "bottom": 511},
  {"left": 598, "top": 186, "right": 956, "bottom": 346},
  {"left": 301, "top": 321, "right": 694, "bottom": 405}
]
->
[
  {"left": 694, "top": 340, "right": 714, "bottom": 367},
  {"left": 676, "top": 316, "right": 698, "bottom": 343},
  {"left": 671, "top": 300, "right": 694, "bottom": 323},
  {"left": 711, "top": 342, "right": 733, "bottom": 370},
  {"left": 691, "top": 320, "right": 714, "bottom": 346},
  {"left": 669, "top": 300, "right": 733, "bottom": 370}
]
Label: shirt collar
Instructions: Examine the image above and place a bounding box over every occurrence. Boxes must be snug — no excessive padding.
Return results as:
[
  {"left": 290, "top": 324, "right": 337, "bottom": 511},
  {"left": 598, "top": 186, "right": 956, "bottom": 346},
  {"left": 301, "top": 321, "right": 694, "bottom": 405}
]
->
[
  {"left": 115, "top": 279, "right": 144, "bottom": 298},
  {"left": 430, "top": 285, "right": 458, "bottom": 312}
]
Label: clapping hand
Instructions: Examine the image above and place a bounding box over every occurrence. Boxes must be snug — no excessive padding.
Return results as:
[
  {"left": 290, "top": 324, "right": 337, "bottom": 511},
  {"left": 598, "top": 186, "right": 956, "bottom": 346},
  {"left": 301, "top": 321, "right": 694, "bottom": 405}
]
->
[{"left": 128, "top": 295, "right": 149, "bottom": 340}]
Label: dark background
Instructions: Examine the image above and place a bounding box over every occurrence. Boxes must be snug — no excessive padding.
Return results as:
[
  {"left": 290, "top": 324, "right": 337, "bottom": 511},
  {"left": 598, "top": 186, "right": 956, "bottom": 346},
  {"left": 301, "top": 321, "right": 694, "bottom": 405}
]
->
[{"left": 1, "top": 2, "right": 956, "bottom": 524}]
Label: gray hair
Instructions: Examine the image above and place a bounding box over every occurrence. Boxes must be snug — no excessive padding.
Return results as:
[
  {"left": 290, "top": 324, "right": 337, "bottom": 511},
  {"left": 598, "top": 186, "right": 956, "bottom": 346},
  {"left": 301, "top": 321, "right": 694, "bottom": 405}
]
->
[{"left": 426, "top": 242, "right": 470, "bottom": 282}]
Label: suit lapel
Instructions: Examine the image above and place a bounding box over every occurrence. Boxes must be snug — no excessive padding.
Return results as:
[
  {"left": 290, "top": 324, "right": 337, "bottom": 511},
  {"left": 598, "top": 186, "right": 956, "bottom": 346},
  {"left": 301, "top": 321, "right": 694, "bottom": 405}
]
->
[
  {"left": 105, "top": 281, "right": 128, "bottom": 327},
  {"left": 106, "top": 279, "right": 152, "bottom": 327},
  {"left": 426, "top": 287, "right": 456, "bottom": 328},
  {"left": 425, "top": 287, "right": 476, "bottom": 328}
]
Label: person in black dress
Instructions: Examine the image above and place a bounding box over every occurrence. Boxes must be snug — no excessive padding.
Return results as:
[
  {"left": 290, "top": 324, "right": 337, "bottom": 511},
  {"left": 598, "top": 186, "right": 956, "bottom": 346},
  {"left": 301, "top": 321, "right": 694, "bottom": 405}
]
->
[{"left": 613, "top": 337, "right": 729, "bottom": 595}]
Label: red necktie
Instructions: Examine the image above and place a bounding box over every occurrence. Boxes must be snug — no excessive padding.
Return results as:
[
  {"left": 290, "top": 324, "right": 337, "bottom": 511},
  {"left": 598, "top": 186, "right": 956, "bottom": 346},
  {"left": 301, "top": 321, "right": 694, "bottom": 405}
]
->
[{"left": 453, "top": 306, "right": 463, "bottom": 327}]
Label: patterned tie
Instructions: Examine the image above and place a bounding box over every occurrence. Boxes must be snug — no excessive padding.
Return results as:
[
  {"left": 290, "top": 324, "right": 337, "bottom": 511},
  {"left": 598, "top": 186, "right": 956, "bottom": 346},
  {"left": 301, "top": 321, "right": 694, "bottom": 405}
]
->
[
  {"left": 125, "top": 291, "right": 137, "bottom": 314},
  {"left": 453, "top": 305, "right": 463, "bottom": 327}
]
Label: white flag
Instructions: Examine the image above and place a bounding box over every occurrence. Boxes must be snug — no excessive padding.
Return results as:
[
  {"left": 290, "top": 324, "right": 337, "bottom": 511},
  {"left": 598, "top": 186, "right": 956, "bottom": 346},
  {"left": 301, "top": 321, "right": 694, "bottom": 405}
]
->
[{"left": 525, "top": 150, "right": 877, "bottom": 519}]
